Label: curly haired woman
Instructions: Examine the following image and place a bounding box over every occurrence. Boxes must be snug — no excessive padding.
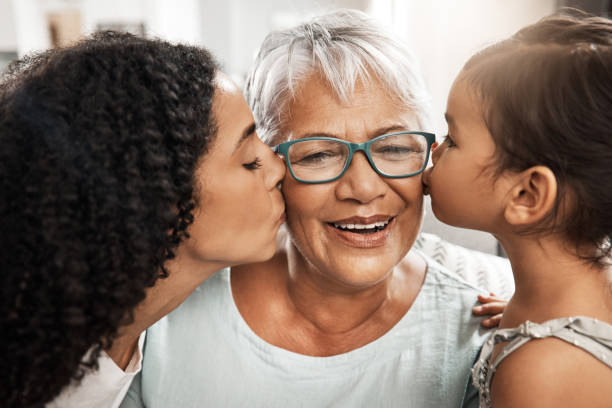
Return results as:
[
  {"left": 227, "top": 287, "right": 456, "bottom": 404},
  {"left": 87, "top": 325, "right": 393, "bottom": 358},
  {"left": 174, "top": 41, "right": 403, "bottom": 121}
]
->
[{"left": 0, "top": 32, "right": 285, "bottom": 407}]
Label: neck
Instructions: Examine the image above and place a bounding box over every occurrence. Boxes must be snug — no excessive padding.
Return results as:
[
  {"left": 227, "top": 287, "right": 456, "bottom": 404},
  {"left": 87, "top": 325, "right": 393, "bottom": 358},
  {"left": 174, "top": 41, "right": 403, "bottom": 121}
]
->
[
  {"left": 497, "top": 233, "right": 612, "bottom": 327},
  {"left": 166, "top": 245, "right": 227, "bottom": 290}
]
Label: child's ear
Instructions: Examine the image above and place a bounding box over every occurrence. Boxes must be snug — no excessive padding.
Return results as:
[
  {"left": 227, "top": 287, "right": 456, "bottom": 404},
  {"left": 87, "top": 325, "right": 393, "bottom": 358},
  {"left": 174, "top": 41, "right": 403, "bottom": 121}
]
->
[{"left": 503, "top": 166, "right": 557, "bottom": 226}]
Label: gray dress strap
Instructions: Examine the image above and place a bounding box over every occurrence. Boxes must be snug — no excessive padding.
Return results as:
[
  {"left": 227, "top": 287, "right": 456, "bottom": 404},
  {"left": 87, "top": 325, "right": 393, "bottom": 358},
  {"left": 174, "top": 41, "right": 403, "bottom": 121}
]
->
[{"left": 471, "top": 316, "right": 612, "bottom": 408}]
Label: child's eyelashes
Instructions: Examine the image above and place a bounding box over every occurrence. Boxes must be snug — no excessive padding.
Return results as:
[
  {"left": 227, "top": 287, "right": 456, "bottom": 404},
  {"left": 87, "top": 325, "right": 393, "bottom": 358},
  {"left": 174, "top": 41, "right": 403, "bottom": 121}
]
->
[
  {"left": 443, "top": 134, "right": 456, "bottom": 148},
  {"left": 243, "top": 157, "right": 263, "bottom": 171}
]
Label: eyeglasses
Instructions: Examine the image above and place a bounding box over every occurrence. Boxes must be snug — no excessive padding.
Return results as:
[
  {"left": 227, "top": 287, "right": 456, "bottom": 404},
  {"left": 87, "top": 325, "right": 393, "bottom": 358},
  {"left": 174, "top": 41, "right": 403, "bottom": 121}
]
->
[{"left": 273, "top": 131, "right": 435, "bottom": 184}]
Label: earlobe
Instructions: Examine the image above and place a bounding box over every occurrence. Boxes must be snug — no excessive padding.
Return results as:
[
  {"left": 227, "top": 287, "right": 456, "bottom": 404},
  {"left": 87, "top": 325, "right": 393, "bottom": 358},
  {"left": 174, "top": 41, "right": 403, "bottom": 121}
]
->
[{"left": 503, "top": 166, "right": 557, "bottom": 226}]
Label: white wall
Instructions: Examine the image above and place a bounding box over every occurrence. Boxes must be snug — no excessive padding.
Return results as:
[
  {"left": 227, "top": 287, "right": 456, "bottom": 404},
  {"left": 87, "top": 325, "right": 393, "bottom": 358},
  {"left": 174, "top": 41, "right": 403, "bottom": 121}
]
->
[
  {"left": 381, "top": 0, "right": 556, "bottom": 137},
  {"left": 147, "top": 0, "right": 202, "bottom": 43},
  {"left": 81, "top": 0, "right": 147, "bottom": 35},
  {"left": 86, "top": 0, "right": 202, "bottom": 44},
  {"left": 6, "top": 0, "right": 204, "bottom": 57},
  {"left": 0, "top": 0, "right": 17, "bottom": 51},
  {"left": 11, "top": 0, "right": 50, "bottom": 55},
  {"left": 198, "top": 0, "right": 370, "bottom": 84}
]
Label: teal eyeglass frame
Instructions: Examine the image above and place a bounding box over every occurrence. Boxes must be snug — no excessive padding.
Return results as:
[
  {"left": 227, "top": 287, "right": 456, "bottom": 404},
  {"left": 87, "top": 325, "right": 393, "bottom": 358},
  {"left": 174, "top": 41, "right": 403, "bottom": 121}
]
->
[{"left": 273, "top": 131, "right": 436, "bottom": 184}]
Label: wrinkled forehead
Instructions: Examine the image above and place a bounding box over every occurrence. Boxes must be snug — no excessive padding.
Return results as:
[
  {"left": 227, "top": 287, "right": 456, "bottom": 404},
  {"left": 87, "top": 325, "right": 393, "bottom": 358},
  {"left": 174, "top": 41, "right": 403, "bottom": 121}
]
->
[{"left": 275, "top": 73, "right": 419, "bottom": 144}]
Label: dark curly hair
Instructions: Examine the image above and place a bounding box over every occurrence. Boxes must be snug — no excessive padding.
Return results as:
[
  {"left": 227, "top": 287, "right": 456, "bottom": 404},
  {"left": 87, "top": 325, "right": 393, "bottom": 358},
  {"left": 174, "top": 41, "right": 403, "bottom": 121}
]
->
[
  {"left": 462, "top": 9, "right": 612, "bottom": 265},
  {"left": 0, "top": 32, "right": 217, "bottom": 406}
]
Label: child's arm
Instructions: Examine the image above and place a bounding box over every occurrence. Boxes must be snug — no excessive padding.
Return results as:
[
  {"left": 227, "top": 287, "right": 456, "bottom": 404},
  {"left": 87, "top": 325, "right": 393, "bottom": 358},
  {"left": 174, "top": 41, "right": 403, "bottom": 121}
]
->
[{"left": 473, "top": 292, "right": 507, "bottom": 328}]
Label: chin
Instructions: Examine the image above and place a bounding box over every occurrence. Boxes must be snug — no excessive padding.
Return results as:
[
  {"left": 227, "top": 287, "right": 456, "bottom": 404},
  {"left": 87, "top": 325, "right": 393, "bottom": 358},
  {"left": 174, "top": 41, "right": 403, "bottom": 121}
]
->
[
  {"left": 332, "top": 262, "right": 394, "bottom": 288},
  {"left": 337, "top": 273, "right": 390, "bottom": 289},
  {"left": 251, "top": 240, "right": 278, "bottom": 263},
  {"left": 430, "top": 201, "right": 452, "bottom": 225}
]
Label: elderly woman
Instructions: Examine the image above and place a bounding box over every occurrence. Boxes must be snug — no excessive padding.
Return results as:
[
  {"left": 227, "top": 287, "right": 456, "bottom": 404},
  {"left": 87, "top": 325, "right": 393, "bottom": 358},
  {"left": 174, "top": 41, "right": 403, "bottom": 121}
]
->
[{"left": 55, "top": 9, "right": 511, "bottom": 408}]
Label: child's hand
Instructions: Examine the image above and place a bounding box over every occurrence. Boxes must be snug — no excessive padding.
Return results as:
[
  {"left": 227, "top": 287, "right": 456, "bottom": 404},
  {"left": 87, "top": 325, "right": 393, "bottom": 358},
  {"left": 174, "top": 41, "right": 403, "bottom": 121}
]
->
[{"left": 473, "top": 292, "right": 507, "bottom": 328}]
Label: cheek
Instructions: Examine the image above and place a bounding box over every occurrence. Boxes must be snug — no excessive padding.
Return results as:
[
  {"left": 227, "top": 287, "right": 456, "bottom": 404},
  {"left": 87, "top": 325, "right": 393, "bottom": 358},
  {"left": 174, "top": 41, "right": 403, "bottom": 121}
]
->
[
  {"left": 388, "top": 177, "right": 424, "bottom": 206},
  {"left": 195, "top": 184, "right": 241, "bottom": 235},
  {"left": 282, "top": 181, "right": 335, "bottom": 251},
  {"left": 433, "top": 170, "right": 463, "bottom": 212},
  {"left": 283, "top": 179, "right": 329, "bottom": 221},
  {"left": 199, "top": 173, "right": 268, "bottom": 234},
  {"left": 188, "top": 173, "right": 276, "bottom": 260},
  {"left": 430, "top": 157, "right": 457, "bottom": 195},
  {"left": 428, "top": 161, "right": 495, "bottom": 228},
  {"left": 388, "top": 178, "right": 425, "bottom": 236}
]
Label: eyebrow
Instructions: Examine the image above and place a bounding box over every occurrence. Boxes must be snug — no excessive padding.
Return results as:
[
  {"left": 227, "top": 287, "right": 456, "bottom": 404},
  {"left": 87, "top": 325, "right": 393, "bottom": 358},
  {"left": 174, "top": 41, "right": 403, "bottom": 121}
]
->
[
  {"left": 295, "top": 125, "right": 411, "bottom": 140},
  {"left": 234, "top": 122, "right": 256, "bottom": 153}
]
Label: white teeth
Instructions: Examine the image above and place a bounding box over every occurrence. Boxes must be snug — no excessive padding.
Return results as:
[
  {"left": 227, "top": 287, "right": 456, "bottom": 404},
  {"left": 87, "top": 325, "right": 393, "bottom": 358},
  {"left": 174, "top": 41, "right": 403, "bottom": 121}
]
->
[{"left": 333, "top": 220, "right": 390, "bottom": 230}]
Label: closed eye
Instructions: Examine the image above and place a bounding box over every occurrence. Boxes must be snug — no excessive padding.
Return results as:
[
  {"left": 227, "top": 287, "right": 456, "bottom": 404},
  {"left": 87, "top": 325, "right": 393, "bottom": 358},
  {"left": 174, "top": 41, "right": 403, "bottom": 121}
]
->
[
  {"left": 243, "top": 157, "right": 262, "bottom": 170},
  {"left": 443, "top": 134, "right": 456, "bottom": 148}
]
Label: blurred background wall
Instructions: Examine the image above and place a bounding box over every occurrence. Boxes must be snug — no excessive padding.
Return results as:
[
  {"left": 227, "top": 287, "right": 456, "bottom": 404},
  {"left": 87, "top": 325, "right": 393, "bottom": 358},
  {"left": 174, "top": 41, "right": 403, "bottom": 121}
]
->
[{"left": 1, "top": 0, "right": 609, "bottom": 254}]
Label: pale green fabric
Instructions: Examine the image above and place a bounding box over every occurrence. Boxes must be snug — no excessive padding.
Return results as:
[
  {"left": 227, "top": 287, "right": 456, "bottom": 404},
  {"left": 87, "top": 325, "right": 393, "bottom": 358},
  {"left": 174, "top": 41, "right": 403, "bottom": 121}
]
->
[{"left": 120, "top": 250, "right": 491, "bottom": 408}]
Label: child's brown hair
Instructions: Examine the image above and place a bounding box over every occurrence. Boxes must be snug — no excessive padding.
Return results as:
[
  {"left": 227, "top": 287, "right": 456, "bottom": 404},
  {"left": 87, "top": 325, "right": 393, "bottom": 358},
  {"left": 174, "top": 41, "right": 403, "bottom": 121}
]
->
[{"left": 462, "top": 9, "right": 612, "bottom": 265}]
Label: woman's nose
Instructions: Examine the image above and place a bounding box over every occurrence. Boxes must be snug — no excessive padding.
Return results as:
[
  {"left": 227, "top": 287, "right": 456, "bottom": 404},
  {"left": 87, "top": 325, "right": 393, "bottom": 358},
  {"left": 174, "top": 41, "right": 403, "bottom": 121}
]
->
[{"left": 335, "top": 152, "right": 386, "bottom": 204}]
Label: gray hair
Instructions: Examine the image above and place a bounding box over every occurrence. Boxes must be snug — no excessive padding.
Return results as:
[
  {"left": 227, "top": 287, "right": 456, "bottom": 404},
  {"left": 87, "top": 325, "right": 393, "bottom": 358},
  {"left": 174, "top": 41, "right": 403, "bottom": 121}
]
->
[{"left": 244, "top": 9, "right": 432, "bottom": 145}]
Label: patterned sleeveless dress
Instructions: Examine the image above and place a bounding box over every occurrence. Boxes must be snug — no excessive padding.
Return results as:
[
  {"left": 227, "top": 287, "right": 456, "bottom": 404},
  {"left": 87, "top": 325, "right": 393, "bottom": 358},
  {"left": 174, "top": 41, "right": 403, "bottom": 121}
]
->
[{"left": 472, "top": 316, "right": 612, "bottom": 407}]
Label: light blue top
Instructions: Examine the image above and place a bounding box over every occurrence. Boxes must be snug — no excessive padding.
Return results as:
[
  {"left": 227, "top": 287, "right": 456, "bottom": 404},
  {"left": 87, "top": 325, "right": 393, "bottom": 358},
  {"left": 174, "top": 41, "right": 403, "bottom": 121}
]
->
[{"left": 121, "top": 251, "right": 489, "bottom": 408}]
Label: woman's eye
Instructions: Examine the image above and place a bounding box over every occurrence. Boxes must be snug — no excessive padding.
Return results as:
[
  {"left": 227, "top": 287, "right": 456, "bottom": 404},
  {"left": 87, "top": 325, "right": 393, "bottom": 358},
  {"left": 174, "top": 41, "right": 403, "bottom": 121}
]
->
[
  {"left": 443, "top": 134, "right": 456, "bottom": 148},
  {"left": 374, "top": 145, "right": 423, "bottom": 155},
  {"left": 243, "top": 157, "right": 262, "bottom": 170},
  {"left": 296, "top": 151, "right": 337, "bottom": 164}
]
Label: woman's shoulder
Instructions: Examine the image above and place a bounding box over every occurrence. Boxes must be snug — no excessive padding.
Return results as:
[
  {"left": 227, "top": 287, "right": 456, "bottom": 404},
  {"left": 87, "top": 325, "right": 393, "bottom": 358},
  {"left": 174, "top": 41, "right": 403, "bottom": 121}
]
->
[{"left": 490, "top": 333, "right": 612, "bottom": 407}]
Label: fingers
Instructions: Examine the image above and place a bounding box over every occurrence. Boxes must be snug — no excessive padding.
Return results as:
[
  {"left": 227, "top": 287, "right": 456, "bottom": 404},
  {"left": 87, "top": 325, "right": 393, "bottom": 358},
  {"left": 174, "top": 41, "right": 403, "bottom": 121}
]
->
[
  {"left": 472, "top": 301, "right": 507, "bottom": 316},
  {"left": 477, "top": 293, "right": 506, "bottom": 304},
  {"left": 474, "top": 292, "right": 508, "bottom": 328},
  {"left": 480, "top": 313, "right": 503, "bottom": 328}
]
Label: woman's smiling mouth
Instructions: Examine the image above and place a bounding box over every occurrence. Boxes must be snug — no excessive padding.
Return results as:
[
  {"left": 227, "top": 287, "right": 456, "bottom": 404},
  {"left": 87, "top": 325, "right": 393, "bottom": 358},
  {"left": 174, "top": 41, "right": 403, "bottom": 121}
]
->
[{"left": 326, "top": 216, "right": 395, "bottom": 248}]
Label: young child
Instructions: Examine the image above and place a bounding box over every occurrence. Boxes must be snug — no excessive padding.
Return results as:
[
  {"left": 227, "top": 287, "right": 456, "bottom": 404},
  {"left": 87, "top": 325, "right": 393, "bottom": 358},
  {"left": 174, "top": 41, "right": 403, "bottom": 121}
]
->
[{"left": 423, "top": 10, "right": 612, "bottom": 408}]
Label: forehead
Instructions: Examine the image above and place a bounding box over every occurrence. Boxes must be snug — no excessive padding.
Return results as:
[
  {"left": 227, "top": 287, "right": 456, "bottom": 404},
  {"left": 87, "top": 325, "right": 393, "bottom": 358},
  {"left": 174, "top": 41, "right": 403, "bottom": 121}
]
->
[
  {"left": 210, "top": 75, "right": 255, "bottom": 153},
  {"left": 446, "top": 75, "right": 486, "bottom": 127},
  {"left": 213, "top": 76, "right": 250, "bottom": 126},
  {"left": 280, "top": 73, "right": 417, "bottom": 142}
]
